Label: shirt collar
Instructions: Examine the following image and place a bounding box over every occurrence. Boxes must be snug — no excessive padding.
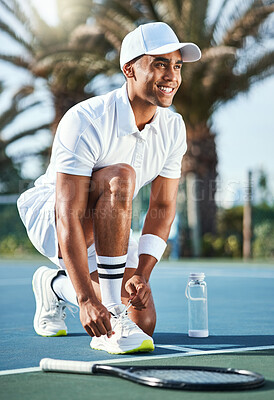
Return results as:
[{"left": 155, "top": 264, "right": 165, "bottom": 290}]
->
[{"left": 116, "top": 83, "right": 159, "bottom": 137}]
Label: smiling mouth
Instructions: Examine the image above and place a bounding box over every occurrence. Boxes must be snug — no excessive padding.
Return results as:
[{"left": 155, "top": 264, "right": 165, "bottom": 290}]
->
[{"left": 157, "top": 85, "right": 176, "bottom": 95}]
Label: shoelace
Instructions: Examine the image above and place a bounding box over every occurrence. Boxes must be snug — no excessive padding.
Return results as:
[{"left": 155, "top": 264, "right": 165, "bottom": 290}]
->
[
  {"left": 111, "top": 302, "right": 137, "bottom": 334},
  {"left": 50, "top": 300, "right": 78, "bottom": 320}
]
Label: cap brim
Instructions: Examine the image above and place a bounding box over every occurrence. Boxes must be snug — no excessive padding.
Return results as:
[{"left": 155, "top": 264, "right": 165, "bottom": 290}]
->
[{"left": 145, "top": 42, "right": 201, "bottom": 62}]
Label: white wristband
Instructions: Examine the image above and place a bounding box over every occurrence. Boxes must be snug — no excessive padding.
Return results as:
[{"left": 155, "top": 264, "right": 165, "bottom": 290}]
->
[{"left": 138, "top": 234, "right": 167, "bottom": 262}]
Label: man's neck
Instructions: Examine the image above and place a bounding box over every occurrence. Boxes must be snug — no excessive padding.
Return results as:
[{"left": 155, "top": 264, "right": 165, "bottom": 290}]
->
[
  {"left": 132, "top": 102, "right": 156, "bottom": 131},
  {"left": 127, "top": 86, "right": 157, "bottom": 131}
]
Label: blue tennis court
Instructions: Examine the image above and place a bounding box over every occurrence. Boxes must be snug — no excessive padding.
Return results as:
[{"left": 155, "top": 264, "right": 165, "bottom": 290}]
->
[{"left": 1, "top": 258, "right": 274, "bottom": 399}]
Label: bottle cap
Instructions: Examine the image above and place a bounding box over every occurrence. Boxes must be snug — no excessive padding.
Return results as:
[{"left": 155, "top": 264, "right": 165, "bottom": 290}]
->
[{"left": 189, "top": 272, "right": 205, "bottom": 280}]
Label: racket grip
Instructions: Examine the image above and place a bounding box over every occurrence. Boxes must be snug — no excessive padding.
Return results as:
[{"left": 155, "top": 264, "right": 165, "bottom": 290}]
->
[{"left": 40, "top": 358, "right": 95, "bottom": 374}]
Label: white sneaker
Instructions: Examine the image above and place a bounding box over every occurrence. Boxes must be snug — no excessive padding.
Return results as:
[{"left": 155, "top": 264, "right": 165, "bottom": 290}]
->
[
  {"left": 90, "top": 304, "right": 154, "bottom": 354},
  {"left": 32, "top": 266, "right": 67, "bottom": 337}
]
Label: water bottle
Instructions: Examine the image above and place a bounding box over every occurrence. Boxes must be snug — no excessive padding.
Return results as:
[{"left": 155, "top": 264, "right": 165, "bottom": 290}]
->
[{"left": 185, "top": 272, "right": 209, "bottom": 337}]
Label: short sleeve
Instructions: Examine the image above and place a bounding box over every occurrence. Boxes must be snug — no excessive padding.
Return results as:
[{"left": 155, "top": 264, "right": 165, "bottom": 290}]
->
[
  {"left": 53, "top": 107, "right": 101, "bottom": 177},
  {"left": 159, "top": 115, "right": 187, "bottom": 179}
]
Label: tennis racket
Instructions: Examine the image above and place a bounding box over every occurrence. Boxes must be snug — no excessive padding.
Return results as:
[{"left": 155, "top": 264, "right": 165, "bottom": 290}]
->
[{"left": 40, "top": 358, "right": 265, "bottom": 391}]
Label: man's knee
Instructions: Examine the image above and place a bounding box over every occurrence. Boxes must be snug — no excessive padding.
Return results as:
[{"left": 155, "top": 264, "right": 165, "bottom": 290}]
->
[
  {"left": 92, "top": 163, "right": 136, "bottom": 204},
  {"left": 109, "top": 164, "right": 136, "bottom": 197}
]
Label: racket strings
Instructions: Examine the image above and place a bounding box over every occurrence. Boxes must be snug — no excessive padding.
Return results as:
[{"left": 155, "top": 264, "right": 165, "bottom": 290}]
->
[{"left": 131, "top": 369, "right": 256, "bottom": 384}]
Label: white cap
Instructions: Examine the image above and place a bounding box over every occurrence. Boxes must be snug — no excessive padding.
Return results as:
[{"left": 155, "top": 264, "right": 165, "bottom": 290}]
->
[
  {"left": 120, "top": 22, "right": 201, "bottom": 70},
  {"left": 189, "top": 272, "right": 205, "bottom": 281}
]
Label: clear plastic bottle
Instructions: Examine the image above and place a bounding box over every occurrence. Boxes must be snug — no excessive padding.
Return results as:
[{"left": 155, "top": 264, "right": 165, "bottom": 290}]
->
[{"left": 185, "top": 272, "right": 209, "bottom": 337}]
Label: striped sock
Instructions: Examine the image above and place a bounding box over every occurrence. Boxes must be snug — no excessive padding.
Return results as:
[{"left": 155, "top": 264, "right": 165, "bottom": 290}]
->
[{"left": 96, "top": 254, "right": 127, "bottom": 310}]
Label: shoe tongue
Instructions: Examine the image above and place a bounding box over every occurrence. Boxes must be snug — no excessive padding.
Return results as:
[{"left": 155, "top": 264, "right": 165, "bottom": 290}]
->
[{"left": 108, "top": 304, "right": 126, "bottom": 316}]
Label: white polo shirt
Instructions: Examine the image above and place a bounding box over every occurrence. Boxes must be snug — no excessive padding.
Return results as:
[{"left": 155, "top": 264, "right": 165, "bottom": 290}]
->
[
  {"left": 17, "top": 83, "right": 187, "bottom": 264},
  {"left": 34, "top": 83, "right": 187, "bottom": 197}
]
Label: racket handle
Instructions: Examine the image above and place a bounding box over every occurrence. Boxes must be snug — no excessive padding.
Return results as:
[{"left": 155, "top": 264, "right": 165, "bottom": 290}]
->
[{"left": 40, "top": 358, "right": 95, "bottom": 374}]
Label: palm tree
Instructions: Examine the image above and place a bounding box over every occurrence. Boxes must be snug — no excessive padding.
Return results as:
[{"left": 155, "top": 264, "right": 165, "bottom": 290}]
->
[
  {"left": 92, "top": 0, "right": 274, "bottom": 254},
  {"left": 0, "top": 0, "right": 115, "bottom": 132},
  {"left": 0, "top": 83, "right": 50, "bottom": 193},
  {"left": 1, "top": 0, "right": 273, "bottom": 254}
]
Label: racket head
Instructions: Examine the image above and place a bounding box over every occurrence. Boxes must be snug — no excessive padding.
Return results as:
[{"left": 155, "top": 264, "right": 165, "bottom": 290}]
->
[{"left": 93, "top": 365, "right": 265, "bottom": 391}]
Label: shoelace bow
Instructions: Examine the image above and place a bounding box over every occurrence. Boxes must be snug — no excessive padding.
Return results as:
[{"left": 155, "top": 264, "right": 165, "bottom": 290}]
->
[{"left": 111, "top": 302, "right": 136, "bottom": 332}]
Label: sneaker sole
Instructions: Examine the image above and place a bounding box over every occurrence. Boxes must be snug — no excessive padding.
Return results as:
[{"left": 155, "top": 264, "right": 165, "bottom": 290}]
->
[
  {"left": 91, "top": 339, "right": 154, "bottom": 354},
  {"left": 32, "top": 267, "right": 67, "bottom": 337},
  {"left": 37, "top": 330, "right": 67, "bottom": 337}
]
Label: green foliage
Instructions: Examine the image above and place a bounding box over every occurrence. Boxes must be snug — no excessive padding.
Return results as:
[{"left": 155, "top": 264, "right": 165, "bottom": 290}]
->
[
  {"left": 253, "top": 222, "right": 274, "bottom": 259},
  {"left": 202, "top": 232, "right": 242, "bottom": 258},
  {"left": 253, "top": 204, "right": 274, "bottom": 226},
  {"left": 0, "top": 84, "right": 51, "bottom": 189},
  {"left": 217, "top": 206, "right": 243, "bottom": 236},
  {"left": 202, "top": 204, "right": 274, "bottom": 259},
  {"left": 202, "top": 206, "right": 243, "bottom": 257},
  {"left": 0, "top": 204, "right": 37, "bottom": 256},
  {"left": 252, "top": 205, "right": 274, "bottom": 258}
]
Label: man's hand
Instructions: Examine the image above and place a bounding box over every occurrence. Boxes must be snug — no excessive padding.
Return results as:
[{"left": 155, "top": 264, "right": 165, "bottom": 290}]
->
[
  {"left": 79, "top": 299, "right": 113, "bottom": 337},
  {"left": 125, "top": 275, "right": 151, "bottom": 310}
]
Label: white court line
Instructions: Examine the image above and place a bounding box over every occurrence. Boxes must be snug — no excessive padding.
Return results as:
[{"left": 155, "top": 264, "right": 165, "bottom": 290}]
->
[
  {"left": 1, "top": 344, "right": 274, "bottom": 376},
  {"left": 156, "top": 345, "right": 207, "bottom": 353},
  {"left": 0, "top": 367, "right": 41, "bottom": 375}
]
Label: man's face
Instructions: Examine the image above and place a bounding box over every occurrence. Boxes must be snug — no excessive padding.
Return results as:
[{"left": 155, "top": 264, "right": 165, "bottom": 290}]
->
[{"left": 130, "top": 50, "right": 182, "bottom": 108}]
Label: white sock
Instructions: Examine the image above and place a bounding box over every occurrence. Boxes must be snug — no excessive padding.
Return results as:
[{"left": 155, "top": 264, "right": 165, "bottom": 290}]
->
[
  {"left": 52, "top": 272, "right": 78, "bottom": 306},
  {"left": 96, "top": 254, "right": 127, "bottom": 310}
]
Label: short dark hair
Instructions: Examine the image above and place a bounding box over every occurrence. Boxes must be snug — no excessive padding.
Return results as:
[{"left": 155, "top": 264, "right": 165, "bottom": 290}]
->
[{"left": 129, "top": 55, "right": 143, "bottom": 65}]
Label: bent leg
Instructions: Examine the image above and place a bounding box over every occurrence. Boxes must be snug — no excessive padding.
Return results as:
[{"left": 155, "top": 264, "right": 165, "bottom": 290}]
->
[
  {"left": 83, "top": 163, "right": 136, "bottom": 255},
  {"left": 58, "top": 163, "right": 136, "bottom": 257},
  {"left": 88, "top": 164, "right": 136, "bottom": 309},
  {"left": 122, "top": 268, "right": 156, "bottom": 337}
]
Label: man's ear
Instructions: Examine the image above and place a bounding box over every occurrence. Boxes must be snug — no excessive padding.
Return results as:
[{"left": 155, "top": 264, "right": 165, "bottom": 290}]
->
[{"left": 122, "top": 62, "right": 135, "bottom": 79}]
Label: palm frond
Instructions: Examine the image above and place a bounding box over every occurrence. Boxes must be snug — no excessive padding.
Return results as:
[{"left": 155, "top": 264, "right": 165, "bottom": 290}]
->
[
  {"left": 56, "top": 0, "right": 93, "bottom": 28},
  {"left": 141, "top": 0, "right": 161, "bottom": 21},
  {"left": 201, "top": 45, "right": 236, "bottom": 62},
  {"left": 191, "top": 0, "right": 210, "bottom": 44},
  {"left": 4, "top": 123, "right": 50, "bottom": 147},
  {"left": 9, "top": 147, "right": 51, "bottom": 163},
  {"left": 0, "top": 106, "right": 31, "bottom": 134},
  {"left": 95, "top": 0, "right": 141, "bottom": 24},
  {"left": 32, "top": 48, "right": 116, "bottom": 82},
  {"left": 0, "top": 106, "right": 18, "bottom": 131},
  {"left": 95, "top": 7, "right": 138, "bottom": 51},
  {"left": 69, "top": 24, "right": 110, "bottom": 53},
  {"left": 0, "top": 0, "right": 14, "bottom": 15},
  {"left": 0, "top": 19, "right": 34, "bottom": 54},
  {"left": 0, "top": 0, "right": 36, "bottom": 41},
  {"left": 222, "top": 2, "right": 274, "bottom": 47},
  {"left": 181, "top": 0, "right": 193, "bottom": 38},
  {"left": 155, "top": 0, "right": 182, "bottom": 33},
  {"left": 0, "top": 87, "right": 42, "bottom": 132},
  {"left": 235, "top": 49, "right": 274, "bottom": 89},
  {"left": 208, "top": 0, "right": 233, "bottom": 42},
  {"left": 208, "top": 49, "right": 274, "bottom": 109},
  {"left": 0, "top": 54, "right": 31, "bottom": 69}
]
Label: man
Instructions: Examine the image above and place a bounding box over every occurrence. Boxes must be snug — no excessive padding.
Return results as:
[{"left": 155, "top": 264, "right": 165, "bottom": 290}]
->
[{"left": 17, "top": 22, "right": 201, "bottom": 354}]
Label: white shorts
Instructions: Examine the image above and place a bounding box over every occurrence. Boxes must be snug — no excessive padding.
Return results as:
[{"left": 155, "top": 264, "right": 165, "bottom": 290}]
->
[{"left": 17, "top": 186, "right": 138, "bottom": 273}]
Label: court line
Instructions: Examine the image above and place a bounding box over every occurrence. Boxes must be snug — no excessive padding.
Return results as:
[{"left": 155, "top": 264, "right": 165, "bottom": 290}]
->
[
  {"left": 0, "top": 367, "right": 41, "bottom": 375},
  {"left": 1, "top": 344, "right": 274, "bottom": 376},
  {"left": 156, "top": 345, "right": 207, "bottom": 353}
]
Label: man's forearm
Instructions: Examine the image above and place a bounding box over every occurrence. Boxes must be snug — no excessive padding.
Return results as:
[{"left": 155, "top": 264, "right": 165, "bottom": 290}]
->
[
  {"left": 135, "top": 204, "right": 175, "bottom": 280},
  {"left": 142, "top": 204, "right": 175, "bottom": 240}
]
